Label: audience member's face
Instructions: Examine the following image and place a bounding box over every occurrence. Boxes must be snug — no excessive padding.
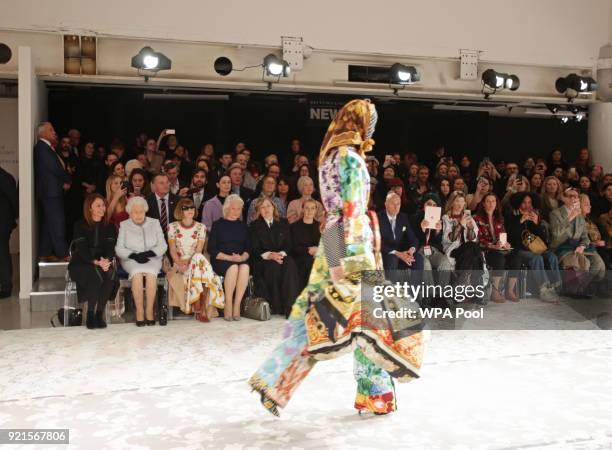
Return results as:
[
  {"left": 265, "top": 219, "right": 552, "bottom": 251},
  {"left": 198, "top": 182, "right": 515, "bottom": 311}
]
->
[
  {"left": 477, "top": 177, "right": 490, "bottom": 193},
  {"left": 84, "top": 143, "right": 95, "bottom": 158},
  {"left": 591, "top": 165, "right": 603, "bottom": 178},
  {"left": 506, "top": 163, "right": 519, "bottom": 176},
  {"left": 69, "top": 131, "right": 80, "bottom": 147},
  {"left": 552, "top": 150, "right": 562, "bottom": 162},
  {"left": 146, "top": 139, "right": 157, "bottom": 152},
  {"left": 203, "top": 144, "right": 214, "bottom": 157},
  {"left": 220, "top": 154, "right": 233, "bottom": 167},
  {"left": 553, "top": 167, "right": 564, "bottom": 179},
  {"left": 383, "top": 167, "right": 395, "bottom": 180},
  {"left": 60, "top": 137, "right": 71, "bottom": 152},
  {"left": 267, "top": 165, "right": 280, "bottom": 178},
  {"left": 440, "top": 179, "right": 450, "bottom": 196},
  {"left": 96, "top": 146, "right": 106, "bottom": 159},
  {"left": 167, "top": 135, "right": 178, "bottom": 149},
  {"left": 90, "top": 198, "right": 106, "bottom": 221},
  {"left": 113, "top": 163, "right": 125, "bottom": 178},
  {"left": 447, "top": 166, "right": 459, "bottom": 179},
  {"left": 166, "top": 167, "right": 179, "bottom": 183},
  {"left": 297, "top": 155, "right": 309, "bottom": 167},
  {"left": 291, "top": 140, "right": 301, "bottom": 153},
  {"left": 524, "top": 158, "right": 535, "bottom": 170},
  {"left": 242, "top": 149, "right": 251, "bottom": 163},
  {"left": 544, "top": 178, "right": 558, "bottom": 194},
  {"left": 137, "top": 153, "right": 148, "bottom": 166},
  {"left": 453, "top": 178, "right": 465, "bottom": 192},
  {"left": 418, "top": 168, "right": 429, "bottom": 183},
  {"left": 303, "top": 202, "right": 316, "bottom": 221},
  {"left": 423, "top": 199, "right": 437, "bottom": 209},
  {"left": 299, "top": 165, "right": 310, "bottom": 177},
  {"left": 174, "top": 146, "right": 186, "bottom": 159},
  {"left": 225, "top": 200, "right": 242, "bottom": 220},
  {"left": 579, "top": 177, "right": 591, "bottom": 190},
  {"left": 605, "top": 185, "right": 612, "bottom": 201},
  {"left": 391, "top": 186, "right": 403, "bottom": 198},
  {"left": 130, "top": 204, "right": 146, "bottom": 224},
  {"left": 437, "top": 164, "right": 448, "bottom": 177},
  {"left": 562, "top": 189, "right": 580, "bottom": 207},
  {"left": 392, "top": 154, "right": 401, "bottom": 165},
  {"left": 579, "top": 148, "right": 589, "bottom": 162},
  {"left": 153, "top": 176, "right": 170, "bottom": 196},
  {"left": 263, "top": 177, "right": 276, "bottom": 195},
  {"left": 301, "top": 179, "right": 314, "bottom": 197},
  {"left": 265, "top": 155, "right": 278, "bottom": 167},
  {"left": 580, "top": 196, "right": 591, "bottom": 215},
  {"left": 385, "top": 195, "right": 401, "bottom": 217},
  {"left": 197, "top": 160, "right": 209, "bottom": 173},
  {"left": 451, "top": 196, "right": 466, "bottom": 213},
  {"left": 192, "top": 171, "right": 206, "bottom": 189},
  {"left": 483, "top": 195, "right": 497, "bottom": 214},
  {"left": 531, "top": 174, "right": 542, "bottom": 188},
  {"left": 229, "top": 168, "right": 242, "bottom": 186},
  {"left": 110, "top": 177, "right": 121, "bottom": 193},
  {"left": 409, "top": 164, "right": 419, "bottom": 177},
  {"left": 461, "top": 156, "right": 470, "bottom": 167},
  {"left": 519, "top": 196, "right": 533, "bottom": 212},
  {"left": 235, "top": 142, "right": 245, "bottom": 153},
  {"left": 604, "top": 175, "right": 612, "bottom": 186},
  {"left": 236, "top": 153, "right": 247, "bottom": 169},
  {"left": 278, "top": 180, "right": 289, "bottom": 195},
  {"left": 40, "top": 123, "right": 57, "bottom": 144},
  {"left": 183, "top": 205, "right": 196, "bottom": 221},
  {"left": 218, "top": 176, "right": 231, "bottom": 195},
  {"left": 131, "top": 174, "right": 145, "bottom": 191},
  {"left": 535, "top": 162, "right": 546, "bottom": 176},
  {"left": 259, "top": 200, "right": 274, "bottom": 221}
]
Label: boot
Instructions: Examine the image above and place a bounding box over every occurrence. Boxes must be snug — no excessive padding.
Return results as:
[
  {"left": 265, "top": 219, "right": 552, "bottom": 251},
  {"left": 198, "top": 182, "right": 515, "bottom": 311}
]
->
[
  {"left": 86, "top": 310, "right": 96, "bottom": 329},
  {"left": 95, "top": 309, "right": 107, "bottom": 328}
]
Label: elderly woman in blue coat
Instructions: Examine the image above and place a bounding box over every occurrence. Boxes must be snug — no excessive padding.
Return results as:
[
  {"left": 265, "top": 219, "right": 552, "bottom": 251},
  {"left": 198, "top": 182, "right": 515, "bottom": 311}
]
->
[{"left": 116, "top": 196, "right": 167, "bottom": 326}]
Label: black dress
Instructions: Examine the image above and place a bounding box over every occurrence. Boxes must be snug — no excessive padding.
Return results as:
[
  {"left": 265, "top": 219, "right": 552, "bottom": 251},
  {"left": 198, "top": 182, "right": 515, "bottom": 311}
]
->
[
  {"left": 249, "top": 217, "right": 300, "bottom": 316},
  {"left": 68, "top": 220, "right": 118, "bottom": 311},
  {"left": 290, "top": 219, "right": 321, "bottom": 291},
  {"left": 208, "top": 218, "right": 250, "bottom": 277}
]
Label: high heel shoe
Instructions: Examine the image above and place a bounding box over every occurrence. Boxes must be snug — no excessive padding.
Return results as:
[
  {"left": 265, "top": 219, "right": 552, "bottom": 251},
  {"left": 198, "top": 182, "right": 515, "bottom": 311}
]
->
[
  {"left": 223, "top": 315, "right": 233, "bottom": 321},
  {"left": 146, "top": 319, "right": 156, "bottom": 326},
  {"left": 135, "top": 320, "right": 146, "bottom": 327}
]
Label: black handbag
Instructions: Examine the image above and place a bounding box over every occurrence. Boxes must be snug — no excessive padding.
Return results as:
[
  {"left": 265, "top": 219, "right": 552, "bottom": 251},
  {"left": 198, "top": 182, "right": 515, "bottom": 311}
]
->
[{"left": 50, "top": 307, "right": 83, "bottom": 327}]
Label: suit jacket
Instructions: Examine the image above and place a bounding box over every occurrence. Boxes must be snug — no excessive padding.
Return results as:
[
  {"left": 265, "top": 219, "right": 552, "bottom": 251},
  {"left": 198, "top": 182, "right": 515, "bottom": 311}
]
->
[
  {"left": 249, "top": 218, "right": 292, "bottom": 264},
  {"left": 377, "top": 210, "right": 419, "bottom": 256},
  {"left": 232, "top": 185, "right": 255, "bottom": 205},
  {"left": 145, "top": 192, "right": 180, "bottom": 224},
  {"left": 34, "top": 140, "right": 71, "bottom": 198},
  {"left": 549, "top": 206, "right": 589, "bottom": 250},
  {"left": 0, "top": 167, "right": 18, "bottom": 231}
]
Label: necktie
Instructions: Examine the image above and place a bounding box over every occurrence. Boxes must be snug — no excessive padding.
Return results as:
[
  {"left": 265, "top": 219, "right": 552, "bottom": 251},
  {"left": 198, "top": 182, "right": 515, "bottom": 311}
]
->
[
  {"left": 160, "top": 197, "right": 168, "bottom": 233},
  {"left": 390, "top": 217, "right": 396, "bottom": 240},
  {"left": 195, "top": 192, "right": 201, "bottom": 210}
]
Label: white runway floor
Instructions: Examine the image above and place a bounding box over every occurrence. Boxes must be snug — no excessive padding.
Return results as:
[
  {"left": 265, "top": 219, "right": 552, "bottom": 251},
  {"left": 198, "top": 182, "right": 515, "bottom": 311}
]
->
[{"left": 2, "top": 313, "right": 612, "bottom": 449}]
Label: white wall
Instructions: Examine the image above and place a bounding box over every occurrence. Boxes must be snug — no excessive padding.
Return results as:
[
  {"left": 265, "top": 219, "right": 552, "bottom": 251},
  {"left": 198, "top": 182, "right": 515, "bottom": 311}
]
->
[{"left": 1, "top": 0, "right": 610, "bottom": 67}]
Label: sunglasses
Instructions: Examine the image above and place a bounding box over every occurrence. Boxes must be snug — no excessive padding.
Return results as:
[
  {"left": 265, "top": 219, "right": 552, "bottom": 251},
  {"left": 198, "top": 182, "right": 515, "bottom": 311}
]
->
[{"left": 181, "top": 206, "right": 196, "bottom": 211}]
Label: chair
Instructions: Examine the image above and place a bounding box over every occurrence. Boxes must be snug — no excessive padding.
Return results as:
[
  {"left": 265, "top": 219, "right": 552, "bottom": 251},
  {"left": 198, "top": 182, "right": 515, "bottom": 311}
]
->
[{"left": 115, "top": 266, "right": 168, "bottom": 322}]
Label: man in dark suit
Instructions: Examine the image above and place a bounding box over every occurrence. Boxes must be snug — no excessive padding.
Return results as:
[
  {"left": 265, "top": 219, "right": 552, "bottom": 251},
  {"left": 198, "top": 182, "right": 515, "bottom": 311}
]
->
[
  {"left": 145, "top": 173, "right": 179, "bottom": 236},
  {"left": 228, "top": 163, "right": 255, "bottom": 219},
  {"left": 188, "top": 169, "right": 209, "bottom": 222},
  {"left": 0, "top": 165, "right": 18, "bottom": 298},
  {"left": 378, "top": 192, "right": 424, "bottom": 276},
  {"left": 34, "top": 122, "right": 71, "bottom": 261}
]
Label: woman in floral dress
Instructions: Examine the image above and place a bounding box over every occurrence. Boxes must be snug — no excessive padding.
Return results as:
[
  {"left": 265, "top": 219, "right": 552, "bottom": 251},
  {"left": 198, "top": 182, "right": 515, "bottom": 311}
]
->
[
  {"left": 167, "top": 198, "right": 224, "bottom": 321},
  {"left": 248, "top": 99, "right": 425, "bottom": 417}
]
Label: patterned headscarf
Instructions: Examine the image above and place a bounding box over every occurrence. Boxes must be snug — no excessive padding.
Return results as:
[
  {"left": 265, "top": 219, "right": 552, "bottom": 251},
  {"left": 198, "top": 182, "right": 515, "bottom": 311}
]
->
[{"left": 318, "top": 99, "right": 377, "bottom": 166}]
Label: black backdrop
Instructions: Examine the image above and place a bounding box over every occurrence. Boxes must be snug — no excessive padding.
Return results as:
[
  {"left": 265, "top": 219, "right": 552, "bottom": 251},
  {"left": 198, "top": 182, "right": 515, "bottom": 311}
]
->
[{"left": 48, "top": 86, "right": 588, "bottom": 166}]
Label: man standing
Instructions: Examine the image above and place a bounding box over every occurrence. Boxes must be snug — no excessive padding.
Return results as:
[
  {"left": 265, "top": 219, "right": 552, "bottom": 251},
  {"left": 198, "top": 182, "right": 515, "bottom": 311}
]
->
[
  {"left": 0, "top": 165, "right": 18, "bottom": 298},
  {"left": 188, "top": 169, "right": 209, "bottom": 221},
  {"left": 34, "top": 122, "right": 71, "bottom": 262},
  {"left": 146, "top": 173, "right": 179, "bottom": 236}
]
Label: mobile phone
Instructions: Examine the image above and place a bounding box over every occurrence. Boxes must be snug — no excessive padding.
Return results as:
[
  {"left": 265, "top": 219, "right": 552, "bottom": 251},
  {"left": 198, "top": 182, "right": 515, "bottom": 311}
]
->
[
  {"left": 121, "top": 181, "right": 130, "bottom": 191},
  {"left": 166, "top": 129, "right": 176, "bottom": 135},
  {"left": 464, "top": 209, "right": 471, "bottom": 217}
]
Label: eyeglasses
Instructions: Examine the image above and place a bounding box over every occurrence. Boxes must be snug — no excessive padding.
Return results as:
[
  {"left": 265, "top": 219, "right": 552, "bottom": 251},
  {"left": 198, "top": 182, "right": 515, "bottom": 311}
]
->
[{"left": 181, "top": 206, "right": 196, "bottom": 211}]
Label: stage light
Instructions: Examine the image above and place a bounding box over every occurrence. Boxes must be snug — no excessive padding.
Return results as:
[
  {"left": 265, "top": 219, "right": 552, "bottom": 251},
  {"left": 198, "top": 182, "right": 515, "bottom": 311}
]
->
[
  {"left": 481, "top": 69, "right": 520, "bottom": 98},
  {"left": 390, "top": 63, "right": 419, "bottom": 85},
  {"left": 546, "top": 104, "right": 559, "bottom": 114},
  {"left": 560, "top": 116, "right": 569, "bottom": 124},
  {"left": 263, "top": 54, "right": 290, "bottom": 77},
  {"left": 131, "top": 46, "right": 171, "bottom": 80},
  {"left": 575, "top": 112, "right": 585, "bottom": 122},
  {"left": 556, "top": 73, "right": 597, "bottom": 100}
]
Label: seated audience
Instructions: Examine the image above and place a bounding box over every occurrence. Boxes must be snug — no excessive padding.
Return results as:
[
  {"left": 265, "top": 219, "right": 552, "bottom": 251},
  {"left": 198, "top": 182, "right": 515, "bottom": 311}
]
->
[
  {"left": 549, "top": 188, "right": 606, "bottom": 297},
  {"left": 110, "top": 161, "right": 127, "bottom": 181},
  {"left": 505, "top": 192, "right": 560, "bottom": 303},
  {"left": 128, "top": 168, "right": 149, "bottom": 198},
  {"left": 249, "top": 197, "right": 300, "bottom": 316},
  {"left": 286, "top": 176, "right": 325, "bottom": 224},
  {"left": 501, "top": 174, "right": 530, "bottom": 215},
  {"left": 115, "top": 196, "right": 168, "bottom": 326},
  {"left": 202, "top": 174, "right": 232, "bottom": 231},
  {"left": 474, "top": 194, "right": 517, "bottom": 302},
  {"left": 207, "top": 194, "right": 250, "bottom": 321},
  {"left": 68, "top": 194, "right": 118, "bottom": 329},
  {"left": 378, "top": 192, "right": 423, "bottom": 278},
  {"left": 167, "top": 198, "right": 224, "bottom": 322},
  {"left": 442, "top": 190, "right": 481, "bottom": 272},
  {"left": 247, "top": 175, "right": 286, "bottom": 224},
  {"left": 187, "top": 168, "right": 209, "bottom": 220},
  {"left": 466, "top": 176, "right": 493, "bottom": 212},
  {"left": 105, "top": 175, "right": 129, "bottom": 230},
  {"left": 290, "top": 199, "right": 322, "bottom": 291},
  {"left": 540, "top": 176, "right": 563, "bottom": 223},
  {"left": 580, "top": 194, "right": 610, "bottom": 271},
  {"left": 145, "top": 173, "right": 180, "bottom": 235}
]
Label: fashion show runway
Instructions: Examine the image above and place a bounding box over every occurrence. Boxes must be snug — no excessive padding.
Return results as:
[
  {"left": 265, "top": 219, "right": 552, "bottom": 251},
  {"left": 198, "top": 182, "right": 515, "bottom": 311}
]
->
[{"left": 2, "top": 312, "right": 612, "bottom": 449}]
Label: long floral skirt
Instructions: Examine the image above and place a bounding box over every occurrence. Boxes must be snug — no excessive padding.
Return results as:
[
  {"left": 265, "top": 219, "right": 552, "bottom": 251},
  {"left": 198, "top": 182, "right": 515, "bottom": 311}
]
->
[
  {"left": 248, "top": 245, "right": 423, "bottom": 416},
  {"left": 168, "top": 253, "right": 224, "bottom": 316}
]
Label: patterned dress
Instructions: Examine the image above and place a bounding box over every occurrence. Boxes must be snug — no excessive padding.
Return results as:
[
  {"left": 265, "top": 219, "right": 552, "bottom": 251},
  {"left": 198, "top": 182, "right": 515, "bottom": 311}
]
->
[
  {"left": 167, "top": 222, "right": 224, "bottom": 315},
  {"left": 248, "top": 146, "right": 424, "bottom": 416}
]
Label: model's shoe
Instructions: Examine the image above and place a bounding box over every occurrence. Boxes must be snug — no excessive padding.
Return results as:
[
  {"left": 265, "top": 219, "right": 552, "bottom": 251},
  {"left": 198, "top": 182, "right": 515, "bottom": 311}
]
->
[
  {"left": 86, "top": 311, "right": 96, "bottom": 329},
  {"left": 159, "top": 305, "right": 168, "bottom": 326},
  {"left": 95, "top": 310, "right": 107, "bottom": 328}
]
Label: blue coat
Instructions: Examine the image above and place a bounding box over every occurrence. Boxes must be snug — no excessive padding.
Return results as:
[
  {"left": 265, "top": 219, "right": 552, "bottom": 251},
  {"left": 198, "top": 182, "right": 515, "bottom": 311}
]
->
[
  {"left": 34, "top": 140, "right": 71, "bottom": 198},
  {"left": 377, "top": 210, "right": 419, "bottom": 256}
]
